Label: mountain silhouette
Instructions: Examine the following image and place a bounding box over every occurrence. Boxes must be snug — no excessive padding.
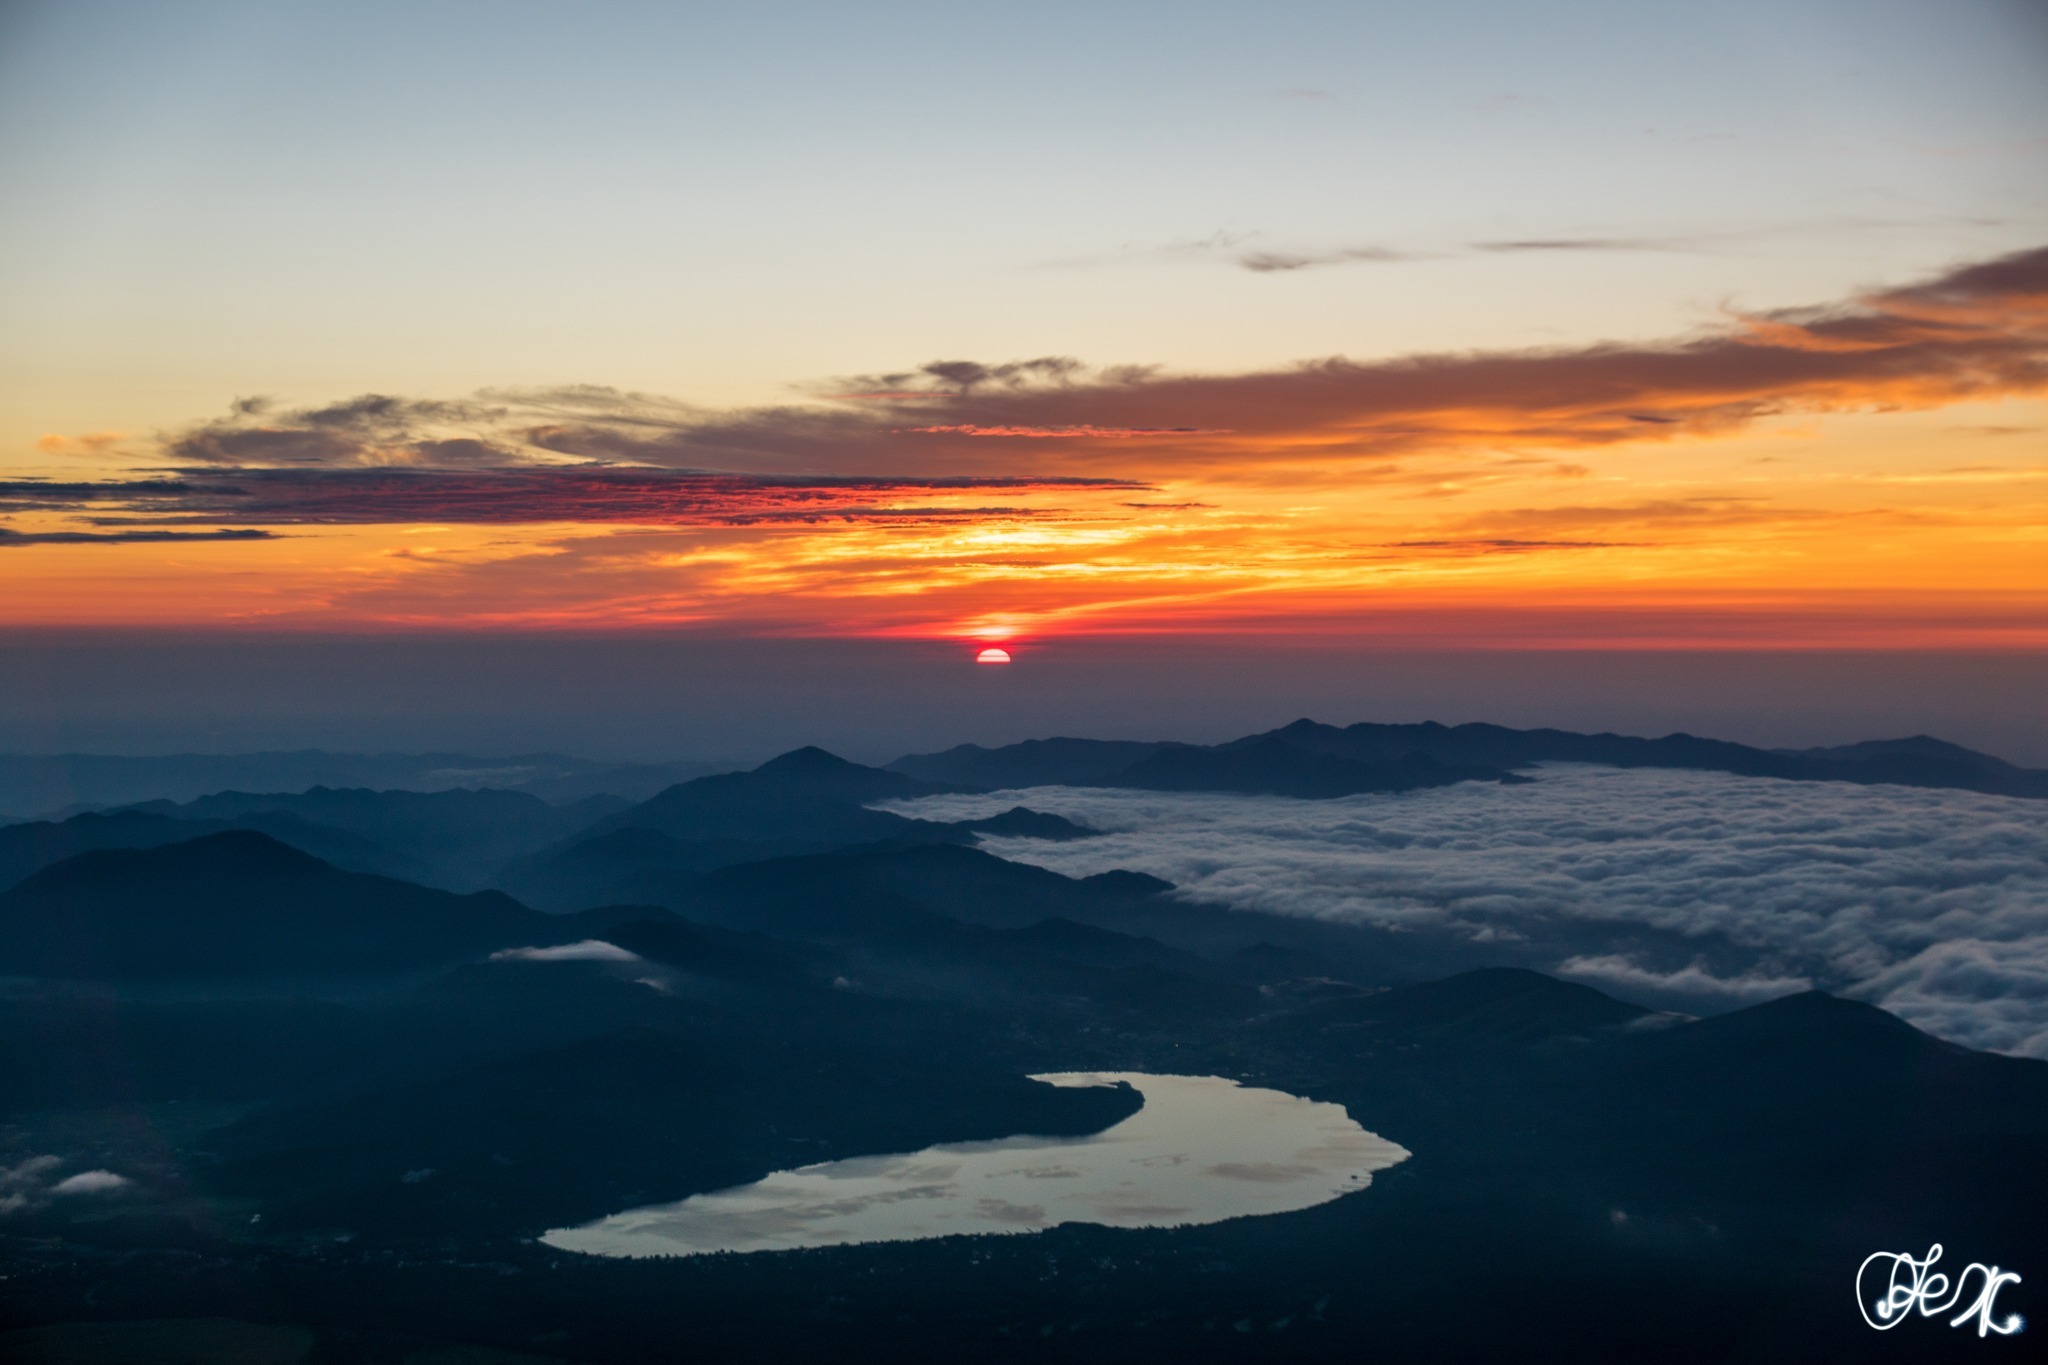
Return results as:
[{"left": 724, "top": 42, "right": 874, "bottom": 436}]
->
[
  {"left": 0, "top": 831, "right": 612, "bottom": 981},
  {"left": 1112, "top": 736, "right": 1515, "bottom": 797},
  {"left": 0, "top": 808, "right": 413, "bottom": 893},
  {"left": 889, "top": 717, "right": 2048, "bottom": 798},
  {"left": 499, "top": 750, "right": 1102, "bottom": 911},
  {"left": 123, "top": 785, "right": 624, "bottom": 889}
]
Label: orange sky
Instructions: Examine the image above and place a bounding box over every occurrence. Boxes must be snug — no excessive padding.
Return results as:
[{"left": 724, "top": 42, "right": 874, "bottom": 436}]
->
[{"left": 4, "top": 249, "right": 2045, "bottom": 648}]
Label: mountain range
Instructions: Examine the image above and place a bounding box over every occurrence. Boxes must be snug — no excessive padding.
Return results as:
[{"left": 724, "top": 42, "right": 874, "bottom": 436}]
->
[
  {"left": 0, "top": 737, "right": 2041, "bottom": 1363},
  {"left": 6, "top": 719, "right": 2039, "bottom": 925},
  {"left": 0, "top": 750, "right": 732, "bottom": 822},
  {"left": 890, "top": 717, "right": 2048, "bottom": 798}
]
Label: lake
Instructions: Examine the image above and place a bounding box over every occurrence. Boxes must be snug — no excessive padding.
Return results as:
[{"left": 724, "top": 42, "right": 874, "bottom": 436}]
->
[{"left": 543, "top": 1072, "right": 1410, "bottom": 1258}]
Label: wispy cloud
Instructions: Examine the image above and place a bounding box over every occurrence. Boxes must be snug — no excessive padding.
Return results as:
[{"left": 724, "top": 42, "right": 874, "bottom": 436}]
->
[
  {"left": 0, "top": 526, "right": 276, "bottom": 546},
  {"left": 491, "top": 940, "right": 641, "bottom": 962},
  {"left": 33, "top": 430, "right": 130, "bottom": 456},
  {"left": 1472, "top": 237, "right": 1691, "bottom": 253},
  {"left": 1556, "top": 954, "right": 1811, "bottom": 1004},
  {"left": 0, "top": 468, "right": 1140, "bottom": 530},
  {"left": 166, "top": 393, "right": 509, "bottom": 466},
  {"left": 1382, "top": 538, "right": 1638, "bottom": 555},
  {"left": 1236, "top": 246, "right": 1418, "bottom": 273}
]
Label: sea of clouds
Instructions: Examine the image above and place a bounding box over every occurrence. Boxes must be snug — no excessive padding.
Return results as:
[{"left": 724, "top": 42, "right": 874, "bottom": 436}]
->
[{"left": 885, "top": 765, "right": 2048, "bottom": 1057}]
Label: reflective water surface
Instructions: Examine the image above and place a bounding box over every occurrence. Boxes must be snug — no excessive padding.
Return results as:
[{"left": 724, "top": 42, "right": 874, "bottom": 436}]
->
[{"left": 543, "top": 1072, "right": 1410, "bottom": 1258}]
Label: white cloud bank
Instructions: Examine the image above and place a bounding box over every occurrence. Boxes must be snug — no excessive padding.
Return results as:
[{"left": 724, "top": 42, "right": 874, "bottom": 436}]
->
[
  {"left": 50, "top": 1170, "right": 130, "bottom": 1196},
  {"left": 885, "top": 766, "right": 2048, "bottom": 1057},
  {"left": 490, "top": 940, "right": 641, "bottom": 963},
  {"left": 1555, "top": 955, "right": 1811, "bottom": 1004},
  {"left": 0, "top": 1156, "right": 131, "bottom": 1215}
]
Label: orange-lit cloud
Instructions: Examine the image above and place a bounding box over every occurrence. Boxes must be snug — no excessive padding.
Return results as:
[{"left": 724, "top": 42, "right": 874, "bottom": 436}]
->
[
  {"left": 100, "top": 245, "right": 2046, "bottom": 483},
  {"left": 33, "top": 430, "right": 129, "bottom": 456},
  {"left": 1, "top": 247, "right": 2043, "bottom": 644},
  {"left": 520, "top": 245, "right": 2048, "bottom": 475}
]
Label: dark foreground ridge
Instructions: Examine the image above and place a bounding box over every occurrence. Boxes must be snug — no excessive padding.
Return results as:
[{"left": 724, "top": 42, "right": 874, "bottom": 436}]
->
[
  {"left": 0, "top": 816, "right": 2041, "bottom": 1365},
  {"left": 0, "top": 831, "right": 636, "bottom": 980}
]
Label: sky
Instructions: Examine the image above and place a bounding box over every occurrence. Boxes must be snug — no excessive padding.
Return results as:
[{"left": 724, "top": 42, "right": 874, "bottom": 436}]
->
[{"left": 1, "top": 0, "right": 2044, "bottom": 754}]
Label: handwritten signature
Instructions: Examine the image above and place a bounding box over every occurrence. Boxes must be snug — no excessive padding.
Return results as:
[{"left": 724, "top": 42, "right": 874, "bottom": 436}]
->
[{"left": 1857, "top": 1243, "right": 2025, "bottom": 1337}]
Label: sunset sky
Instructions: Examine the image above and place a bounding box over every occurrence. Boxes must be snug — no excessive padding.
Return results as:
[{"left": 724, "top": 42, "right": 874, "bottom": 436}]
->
[{"left": 2, "top": 0, "right": 2045, "bottom": 755}]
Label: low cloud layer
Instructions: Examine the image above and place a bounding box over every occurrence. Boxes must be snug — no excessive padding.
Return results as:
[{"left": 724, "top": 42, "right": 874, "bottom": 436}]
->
[
  {"left": 888, "top": 766, "right": 2048, "bottom": 1056},
  {"left": 0, "top": 1155, "right": 130, "bottom": 1216},
  {"left": 491, "top": 940, "right": 641, "bottom": 963}
]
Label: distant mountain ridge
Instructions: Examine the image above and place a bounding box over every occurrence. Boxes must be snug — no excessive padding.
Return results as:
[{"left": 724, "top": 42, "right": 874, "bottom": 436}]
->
[
  {"left": 890, "top": 718, "right": 2048, "bottom": 799},
  {"left": 0, "top": 751, "right": 1106, "bottom": 908},
  {"left": 125, "top": 785, "right": 626, "bottom": 888},
  {"left": 0, "top": 749, "right": 733, "bottom": 820},
  {"left": 10, "top": 720, "right": 2034, "bottom": 828}
]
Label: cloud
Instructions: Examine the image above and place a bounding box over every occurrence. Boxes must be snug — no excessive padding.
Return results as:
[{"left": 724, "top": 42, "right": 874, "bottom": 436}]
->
[
  {"left": 0, "top": 527, "right": 276, "bottom": 546},
  {"left": 166, "top": 394, "right": 506, "bottom": 466},
  {"left": 886, "top": 765, "right": 2048, "bottom": 1055},
  {"left": 1436, "top": 497, "right": 1822, "bottom": 535},
  {"left": 25, "top": 244, "right": 2048, "bottom": 541},
  {"left": 0, "top": 478, "right": 205, "bottom": 511},
  {"left": 33, "top": 430, "right": 129, "bottom": 456},
  {"left": 1237, "top": 246, "right": 1417, "bottom": 273},
  {"left": 0, "top": 1155, "right": 61, "bottom": 1215},
  {"left": 491, "top": 940, "right": 641, "bottom": 962},
  {"left": 483, "top": 244, "right": 2048, "bottom": 475},
  {"left": 1853, "top": 938, "right": 2048, "bottom": 1059},
  {"left": 1473, "top": 237, "right": 1689, "bottom": 253},
  {"left": 1037, "top": 230, "right": 1261, "bottom": 271},
  {"left": 1555, "top": 955, "right": 1811, "bottom": 1003},
  {"left": 0, "top": 1155, "right": 129, "bottom": 1216},
  {"left": 1382, "top": 538, "right": 1637, "bottom": 555},
  {"left": 98, "top": 245, "right": 2048, "bottom": 486},
  {"left": 1228, "top": 245, "right": 1425, "bottom": 272},
  {"left": 903, "top": 424, "right": 1226, "bottom": 439},
  {"left": 0, "top": 467, "right": 1139, "bottom": 531}
]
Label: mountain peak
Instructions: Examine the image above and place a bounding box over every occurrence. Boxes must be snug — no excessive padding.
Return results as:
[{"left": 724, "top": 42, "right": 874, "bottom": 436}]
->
[
  {"left": 76, "top": 826, "right": 325, "bottom": 875},
  {"left": 753, "top": 746, "right": 860, "bottom": 776}
]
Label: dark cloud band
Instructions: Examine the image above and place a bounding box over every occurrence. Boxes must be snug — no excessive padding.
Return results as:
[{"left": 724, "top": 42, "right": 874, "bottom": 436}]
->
[
  {"left": 0, "top": 527, "right": 277, "bottom": 546},
  {"left": 2, "top": 467, "right": 1141, "bottom": 530}
]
